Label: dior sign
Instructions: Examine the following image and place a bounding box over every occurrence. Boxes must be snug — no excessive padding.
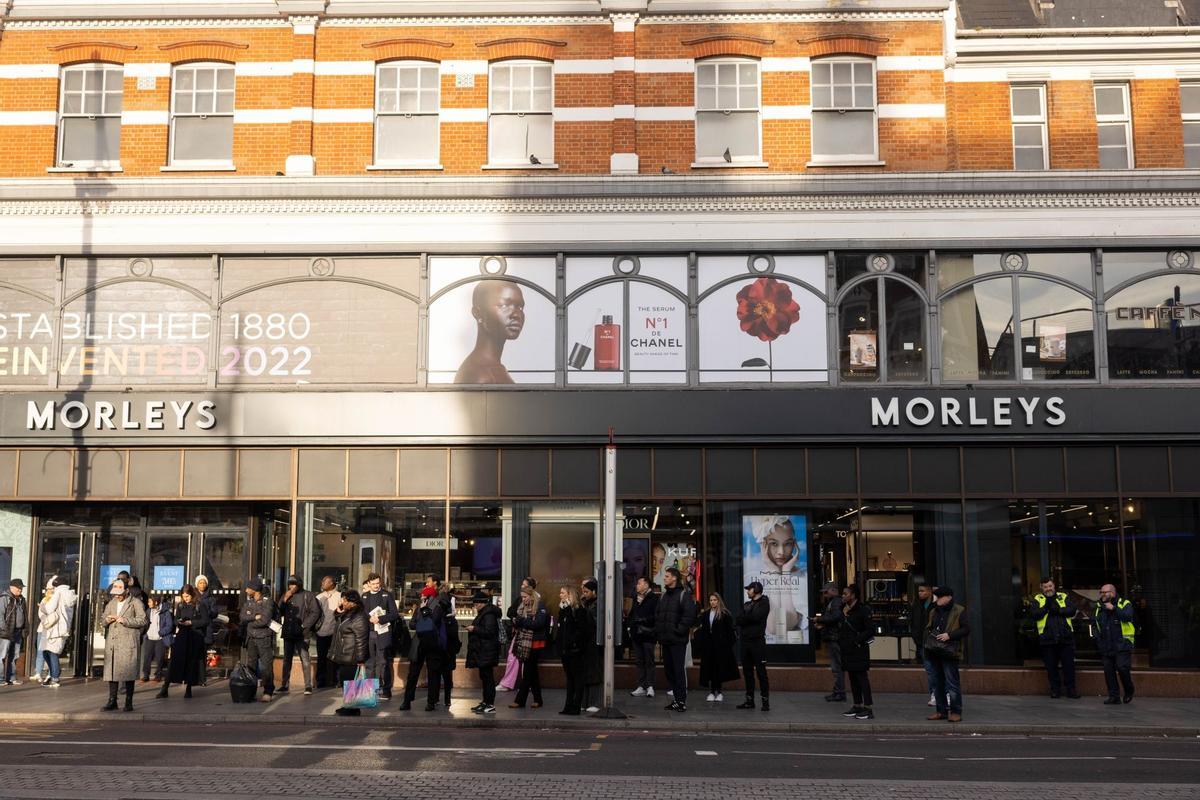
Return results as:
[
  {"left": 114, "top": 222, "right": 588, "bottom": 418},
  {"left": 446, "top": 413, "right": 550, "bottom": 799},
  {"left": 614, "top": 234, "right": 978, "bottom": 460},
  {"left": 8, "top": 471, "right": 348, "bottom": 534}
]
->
[
  {"left": 26, "top": 399, "right": 217, "bottom": 432},
  {"left": 870, "top": 396, "right": 1066, "bottom": 428}
]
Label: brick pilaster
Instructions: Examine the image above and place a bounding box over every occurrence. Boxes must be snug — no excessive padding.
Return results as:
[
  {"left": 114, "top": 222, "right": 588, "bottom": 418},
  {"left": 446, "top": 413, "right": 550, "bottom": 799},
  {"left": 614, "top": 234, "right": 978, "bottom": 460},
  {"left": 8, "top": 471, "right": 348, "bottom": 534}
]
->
[
  {"left": 286, "top": 15, "right": 318, "bottom": 176},
  {"left": 610, "top": 13, "right": 638, "bottom": 175}
]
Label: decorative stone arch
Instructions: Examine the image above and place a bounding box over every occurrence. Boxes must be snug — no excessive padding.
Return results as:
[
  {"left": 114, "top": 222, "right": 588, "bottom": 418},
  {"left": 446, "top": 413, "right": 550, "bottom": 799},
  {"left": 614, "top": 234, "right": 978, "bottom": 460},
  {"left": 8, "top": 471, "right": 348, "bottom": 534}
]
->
[
  {"left": 682, "top": 34, "right": 774, "bottom": 60},
  {"left": 476, "top": 37, "right": 566, "bottom": 62},
  {"left": 363, "top": 38, "right": 454, "bottom": 62},
  {"left": 799, "top": 32, "right": 888, "bottom": 59},
  {"left": 48, "top": 41, "right": 137, "bottom": 66},
  {"left": 158, "top": 40, "right": 249, "bottom": 64}
]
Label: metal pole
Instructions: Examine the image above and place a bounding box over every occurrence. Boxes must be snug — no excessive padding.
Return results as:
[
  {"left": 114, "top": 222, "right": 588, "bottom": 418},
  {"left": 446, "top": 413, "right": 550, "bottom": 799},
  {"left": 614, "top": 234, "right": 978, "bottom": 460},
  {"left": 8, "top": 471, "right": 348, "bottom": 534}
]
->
[{"left": 598, "top": 432, "right": 626, "bottom": 717}]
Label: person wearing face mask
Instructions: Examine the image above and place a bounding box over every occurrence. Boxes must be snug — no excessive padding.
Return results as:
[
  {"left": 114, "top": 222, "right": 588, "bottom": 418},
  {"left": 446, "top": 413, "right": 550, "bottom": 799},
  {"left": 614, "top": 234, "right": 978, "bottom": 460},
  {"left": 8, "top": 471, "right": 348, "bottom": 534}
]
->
[
  {"left": 1031, "top": 578, "right": 1080, "bottom": 699},
  {"left": 101, "top": 578, "right": 147, "bottom": 712},
  {"left": 328, "top": 589, "right": 368, "bottom": 717},
  {"left": 579, "top": 578, "right": 603, "bottom": 712},
  {"left": 654, "top": 567, "right": 697, "bottom": 712},
  {"left": 1092, "top": 583, "right": 1136, "bottom": 705},
  {"left": 555, "top": 586, "right": 588, "bottom": 715},
  {"left": 924, "top": 586, "right": 969, "bottom": 722},
  {"left": 240, "top": 578, "right": 277, "bottom": 702},
  {"left": 627, "top": 577, "right": 658, "bottom": 698},
  {"left": 735, "top": 581, "right": 771, "bottom": 711}
]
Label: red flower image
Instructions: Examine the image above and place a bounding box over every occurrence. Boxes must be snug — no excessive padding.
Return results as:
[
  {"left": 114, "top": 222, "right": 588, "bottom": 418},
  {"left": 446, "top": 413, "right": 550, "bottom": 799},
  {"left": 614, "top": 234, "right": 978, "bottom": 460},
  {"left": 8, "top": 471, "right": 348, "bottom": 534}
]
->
[{"left": 736, "top": 276, "right": 801, "bottom": 342}]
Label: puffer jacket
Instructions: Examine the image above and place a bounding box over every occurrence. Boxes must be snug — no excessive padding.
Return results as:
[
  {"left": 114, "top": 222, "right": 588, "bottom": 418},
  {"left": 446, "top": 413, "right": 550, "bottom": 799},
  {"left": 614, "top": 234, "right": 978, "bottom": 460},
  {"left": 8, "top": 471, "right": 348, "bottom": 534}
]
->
[
  {"left": 328, "top": 609, "right": 368, "bottom": 666},
  {"left": 654, "top": 585, "right": 698, "bottom": 646},
  {"left": 466, "top": 603, "right": 502, "bottom": 669}
]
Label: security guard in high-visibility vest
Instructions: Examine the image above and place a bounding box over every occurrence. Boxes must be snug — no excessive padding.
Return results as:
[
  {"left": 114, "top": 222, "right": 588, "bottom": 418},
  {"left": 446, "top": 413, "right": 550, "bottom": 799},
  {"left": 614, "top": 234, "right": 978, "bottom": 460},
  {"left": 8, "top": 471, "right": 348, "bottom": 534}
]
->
[
  {"left": 1093, "top": 583, "right": 1136, "bottom": 705},
  {"left": 1030, "top": 578, "right": 1080, "bottom": 699}
]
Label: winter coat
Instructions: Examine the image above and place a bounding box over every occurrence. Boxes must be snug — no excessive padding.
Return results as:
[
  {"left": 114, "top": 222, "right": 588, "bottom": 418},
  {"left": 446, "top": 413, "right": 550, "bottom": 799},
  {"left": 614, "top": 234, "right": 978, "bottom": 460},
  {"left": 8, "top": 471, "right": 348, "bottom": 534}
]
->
[
  {"left": 281, "top": 588, "right": 321, "bottom": 641},
  {"left": 925, "top": 602, "right": 969, "bottom": 660},
  {"left": 101, "top": 596, "right": 147, "bottom": 682},
  {"left": 817, "top": 595, "right": 844, "bottom": 642},
  {"left": 363, "top": 590, "right": 400, "bottom": 647},
  {"left": 695, "top": 609, "right": 741, "bottom": 686},
  {"left": 580, "top": 596, "right": 602, "bottom": 684},
  {"left": 911, "top": 598, "right": 934, "bottom": 646},
  {"left": 196, "top": 590, "right": 219, "bottom": 645},
  {"left": 316, "top": 589, "right": 341, "bottom": 638},
  {"left": 168, "top": 601, "right": 210, "bottom": 686},
  {"left": 837, "top": 601, "right": 874, "bottom": 672},
  {"left": 736, "top": 595, "right": 770, "bottom": 643},
  {"left": 654, "top": 585, "right": 698, "bottom": 646},
  {"left": 38, "top": 585, "right": 77, "bottom": 655},
  {"left": 465, "top": 604, "right": 502, "bottom": 669},
  {"left": 146, "top": 604, "right": 175, "bottom": 648},
  {"left": 555, "top": 605, "right": 587, "bottom": 658},
  {"left": 1031, "top": 592, "right": 1077, "bottom": 645},
  {"left": 240, "top": 595, "right": 276, "bottom": 642},
  {"left": 1092, "top": 596, "right": 1136, "bottom": 655},
  {"left": 0, "top": 591, "right": 27, "bottom": 640},
  {"left": 445, "top": 615, "right": 462, "bottom": 661},
  {"left": 329, "top": 609, "right": 369, "bottom": 666},
  {"left": 627, "top": 591, "right": 658, "bottom": 643}
]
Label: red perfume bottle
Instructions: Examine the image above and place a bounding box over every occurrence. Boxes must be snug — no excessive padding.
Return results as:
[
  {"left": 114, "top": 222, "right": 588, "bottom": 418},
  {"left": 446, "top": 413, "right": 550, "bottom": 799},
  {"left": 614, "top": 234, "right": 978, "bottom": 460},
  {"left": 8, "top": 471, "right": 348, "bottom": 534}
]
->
[{"left": 594, "top": 314, "right": 620, "bottom": 371}]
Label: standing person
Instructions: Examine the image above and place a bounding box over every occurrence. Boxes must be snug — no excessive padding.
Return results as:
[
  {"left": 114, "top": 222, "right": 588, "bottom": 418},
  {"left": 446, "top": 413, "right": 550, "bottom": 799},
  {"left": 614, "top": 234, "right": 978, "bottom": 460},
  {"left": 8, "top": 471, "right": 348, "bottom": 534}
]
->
[
  {"left": 1031, "top": 578, "right": 1080, "bottom": 699},
  {"left": 627, "top": 577, "right": 658, "bottom": 698},
  {"left": 0, "top": 578, "right": 28, "bottom": 686},
  {"left": 37, "top": 577, "right": 76, "bottom": 688},
  {"left": 555, "top": 586, "right": 587, "bottom": 715},
  {"left": 509, "top": 585, "right": 549, "bottom": 710},
  {"left": 813, "top": 581, "right": 844, "bottom": 702},
  {"left": 924, "top": 586, "right": 969, "bottom": 722},
  {"left": 440, "top": 582, "right": 461, "bottom": 711},
  {"left": 193, "top": 575, "right": 219, "bottom": 686},
  {"left": 912, "top": 582, "right": 938, "bottom": 707},
  {"left": 116, "top": 571, "right": 146, "bottom": 606},
  {"left": 328, "top": 590, "right": 369, "bottom": 717},
  {"left": 695, "top": 592, "right": 740, "bottom": 703},
  {"left": 735, "top": 580, "right": 771, "bottom": 711},
  {"left": 157, "top": 584, "right": 209, "bottom": 699},
  {"left": 140, "top": 595, "right": 174, "bottom": 683},
  {"left": 278, "top": 576, "right": 320, "bottom": 696},
  {"left": 362, "top": 573, "right": 399, "bottom": 701},
  {"left": 399, "top": 583, "right": 450, "bottom": 712},
  {"left": 579, "top": 578, "right": 603, "bottom": 712},
  {"left": 239, "top": 578, "right": 277, "bottom": 703},
  {"left": 314, "top": 575, "right": 341, "bottom": 690},
  {"left": 101, "top": 579, "right": 147, "bottom": 712},
  {"left": 1093, "top": 583, "right": 1136, "bottom": 706},
  {"left": 466, "top": 591, "right": 502, "bottom": 714},
  {"left": 838, "top": 583, "right": 875, "bottom": 720},
  {"left": 654, "top": 567, "right": 697, "bottom": 712},
  {"left": 30, "top": 579, "right": 54, "bottom": 684},
  {"left": 499, "top": 577, "right": 536, "bottom": 692}
]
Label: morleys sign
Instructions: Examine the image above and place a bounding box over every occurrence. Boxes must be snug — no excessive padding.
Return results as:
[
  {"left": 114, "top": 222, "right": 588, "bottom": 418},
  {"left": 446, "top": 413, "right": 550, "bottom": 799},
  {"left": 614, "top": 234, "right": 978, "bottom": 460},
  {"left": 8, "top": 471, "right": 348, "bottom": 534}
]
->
[{"left": 870, "top": 395, "right": 1066, "bottom": 429}]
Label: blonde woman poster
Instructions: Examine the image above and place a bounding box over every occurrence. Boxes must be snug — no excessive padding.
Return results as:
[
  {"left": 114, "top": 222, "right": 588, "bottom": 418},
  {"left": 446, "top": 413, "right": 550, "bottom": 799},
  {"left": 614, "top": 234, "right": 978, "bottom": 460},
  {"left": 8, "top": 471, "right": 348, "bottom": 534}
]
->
[{"left": 742, "top": 515, "right": 809, "bottom": 644}]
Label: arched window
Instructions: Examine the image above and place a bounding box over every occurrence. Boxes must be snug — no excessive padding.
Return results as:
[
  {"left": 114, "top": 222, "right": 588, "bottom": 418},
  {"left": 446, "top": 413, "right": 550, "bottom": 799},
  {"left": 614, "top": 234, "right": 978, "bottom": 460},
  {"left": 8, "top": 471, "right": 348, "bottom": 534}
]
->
[
  {"left": 488, "top": 59, "right": 553, "bottom": 167},
  {"left": 1106, "top": 269, "right": 1200, "bottom": 379},
  {"left": 57, "top": 62, "right": 124, "bottom": 168},
  {"left": 374, "top": 60, "right": 440, "bottom": 168},
  {"left": 170, "top": 62, "right": 235, "bottom": 167},
  {"left": 836, "top": 253, "right": 928, "bottom": 383},
  {"left": 694, "top": 58, "right": 761, "bottom": 164}
]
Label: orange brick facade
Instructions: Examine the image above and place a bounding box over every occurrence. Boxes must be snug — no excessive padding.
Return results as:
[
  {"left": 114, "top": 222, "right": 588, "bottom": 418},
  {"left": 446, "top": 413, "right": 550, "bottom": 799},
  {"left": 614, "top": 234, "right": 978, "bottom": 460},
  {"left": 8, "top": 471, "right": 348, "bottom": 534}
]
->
[{"left": 0, "top": 12, "right": 1193, "bottom": 177}]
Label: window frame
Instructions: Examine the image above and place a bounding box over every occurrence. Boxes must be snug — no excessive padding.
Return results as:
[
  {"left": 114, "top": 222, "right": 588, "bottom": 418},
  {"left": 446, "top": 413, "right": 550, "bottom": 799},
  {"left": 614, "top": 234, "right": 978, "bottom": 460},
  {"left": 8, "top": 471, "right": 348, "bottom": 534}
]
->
[
  {"left": 1094, "top": 82, "right": 1133, "bottom": 170},
  {"left": 486, "top": 59, "right": 555, "bottom": 168},
  {"left": 56, "top": 62, "right": 124, "bottom": 169},
  {"left": 168, "top": 61, "right": 236, "bottom": 169},
  {"left": 1181, "top": 81, "right": 1200, "bottom": 169},
  {"left": 692, "top": 56, "right": 763, "bottom": 166},
  {"left": 809, "top": 56, "right": 879, "bottom": 165},
  {"left": 836, "top": 270, "right": 930, "bottom": 385},
  {"left": 372, "top": 59, "right": 442, "bottom": 169},
  {"left": 1010, "top": 83, "right": 1048, "bottom": 171}
]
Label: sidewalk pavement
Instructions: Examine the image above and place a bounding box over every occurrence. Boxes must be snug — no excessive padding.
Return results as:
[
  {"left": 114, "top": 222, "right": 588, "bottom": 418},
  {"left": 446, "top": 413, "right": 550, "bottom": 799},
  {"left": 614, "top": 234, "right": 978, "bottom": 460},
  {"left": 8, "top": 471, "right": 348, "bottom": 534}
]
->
[{"left": 3, "top": 678, "right": 1197, "bottom": 737}]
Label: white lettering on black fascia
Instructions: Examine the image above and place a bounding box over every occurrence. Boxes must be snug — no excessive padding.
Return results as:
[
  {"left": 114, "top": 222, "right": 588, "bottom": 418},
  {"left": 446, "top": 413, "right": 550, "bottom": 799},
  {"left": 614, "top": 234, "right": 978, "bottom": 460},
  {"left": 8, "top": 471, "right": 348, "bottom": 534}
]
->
[{"left": 871, "top": 396, "right": 1066, "bottom": 428}]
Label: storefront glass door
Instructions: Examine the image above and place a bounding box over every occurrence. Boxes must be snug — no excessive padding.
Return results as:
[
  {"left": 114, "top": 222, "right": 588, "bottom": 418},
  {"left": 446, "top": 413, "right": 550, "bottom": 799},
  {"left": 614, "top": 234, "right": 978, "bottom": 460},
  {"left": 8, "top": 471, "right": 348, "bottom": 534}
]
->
[
  {"left": 197, "top": 531, "right": 248, "bottom": 672},
  {"left": 36, "top": 531, "right": 85, "bottom": 677},
  {"left": 89, "top": 531, "right": 139, "bottom": 675}
]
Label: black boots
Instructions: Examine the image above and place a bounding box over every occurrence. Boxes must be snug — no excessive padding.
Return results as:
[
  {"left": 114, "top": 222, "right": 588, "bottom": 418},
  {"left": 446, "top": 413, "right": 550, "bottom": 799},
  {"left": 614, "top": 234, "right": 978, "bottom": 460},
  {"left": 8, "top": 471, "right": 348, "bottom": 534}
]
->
[
  {"left": 102, "top": 682, "right": 119, "bottom": 711},
  {"left": 156, "top": 683, "right": 169, "bottom": 699},
  {"left": 736, "top": 697, "right": 755, "bottom": 709},
  {"left": 761, "top": 696, "right": 770, "bottom": 712},
  {"left": 123, "top": 681, "right": 134, "bottom": 712}
]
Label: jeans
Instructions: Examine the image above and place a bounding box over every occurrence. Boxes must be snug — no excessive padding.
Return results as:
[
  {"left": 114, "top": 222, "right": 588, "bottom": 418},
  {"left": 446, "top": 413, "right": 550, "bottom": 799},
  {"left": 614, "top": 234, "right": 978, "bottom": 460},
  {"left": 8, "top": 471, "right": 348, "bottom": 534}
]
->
[
  {"left": 826, "top": 639, "right": 845, "bottom": 694},
  {"left": 479, "top": 666, "right": 496, "bottom": 705},
  {"left": 315, "top": 634, "right": 334, "bottom": 688},
  {"left": 929, "top": 653, "right": 961, "bottom": 714},
  {"left": 281, "top": 637, "right": 312, "bottom": 690},
  {"left": 367, "top": 636, "right": 394, "bottom": 696},
  {"left": 848, "top": 669, "right": 873, "bottom": 707},
  {"left": 1102, "top": 650, "right": 1134, "bottom": 699},
  {"left": 742, "top": 639, "right": 769, "bottom": 700},
  {"left": 633, "top": 640, "right": 656, "bottom": 689},
  {"left": 244, "top": 635, "right": 275, "bottom": 696},
  {"left": 917, "top": 646, "right": 937, "bottom": 694},
  {"left": 662, "top": 642, "right": 688, "bottom": 704},
  {"left": 43, "top": 650, "right": 61, "bottom": 681},
  {"left": 514, "top": 649, "right": 543, "bottom": 706},
  {"left": 0, "top": 636, "right": 21, "bottom": 683},
  {"left": 402, "top": 643, "right": 446, "bottom": 706},
  {"left": 1040, "top": 642, "right": 1077, "bottom": 695},
  {"left": 141, "top": 639, "right": 167, "bottom": 680}
]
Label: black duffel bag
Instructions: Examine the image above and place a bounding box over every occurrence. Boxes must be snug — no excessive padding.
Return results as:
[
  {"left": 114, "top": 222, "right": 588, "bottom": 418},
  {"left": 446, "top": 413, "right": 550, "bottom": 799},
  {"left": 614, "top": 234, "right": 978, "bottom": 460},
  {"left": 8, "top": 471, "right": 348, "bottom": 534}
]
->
[{"left": 229, "top": 663, "right": 259, "bottom": 703}]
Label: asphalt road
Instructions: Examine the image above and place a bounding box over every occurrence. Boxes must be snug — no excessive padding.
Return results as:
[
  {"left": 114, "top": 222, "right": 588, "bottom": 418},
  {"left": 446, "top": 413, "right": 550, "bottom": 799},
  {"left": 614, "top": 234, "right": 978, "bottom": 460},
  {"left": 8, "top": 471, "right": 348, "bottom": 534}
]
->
[{"left": 0, "top": 720, "right": 1197, "bottom": 790}]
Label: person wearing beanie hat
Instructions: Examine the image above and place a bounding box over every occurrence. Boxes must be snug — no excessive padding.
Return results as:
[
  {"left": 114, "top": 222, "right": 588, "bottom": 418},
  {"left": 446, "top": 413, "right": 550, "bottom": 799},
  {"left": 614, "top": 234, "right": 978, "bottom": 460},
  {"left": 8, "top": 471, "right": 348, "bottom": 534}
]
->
[
  {"left": 924, "top": 586, "right": 969, "bottom": 722},
  {"left": 240, "top": 577, "right": 278, "bottom": 702},
  {"left": 0, "top": 578, "right": 28, "bottom": 686},
  {"left": 465, "top": 591, "right": 502, "bottom": 714}
]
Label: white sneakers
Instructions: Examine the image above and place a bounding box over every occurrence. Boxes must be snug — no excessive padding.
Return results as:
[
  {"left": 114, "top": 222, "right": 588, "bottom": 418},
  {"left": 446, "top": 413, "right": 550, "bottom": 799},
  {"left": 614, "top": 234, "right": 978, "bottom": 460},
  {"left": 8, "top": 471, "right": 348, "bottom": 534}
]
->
[
  {"left": 715, "top": 692, "right": 724, "bottom": 702},
  {"left": 585, "top": 706, "right": 600, "bottom": 713},
  {"left": 706, "top": 693, "right": 716, "bottom": 702},
  {"left": 928, "top": 692, "right": 936, "bottom": 706},
  {"left": 646, "top": 687, "right": 655, "bottom": 698},
  {"left": 631, "top": 687, "right": 647, "bottom": 697}
]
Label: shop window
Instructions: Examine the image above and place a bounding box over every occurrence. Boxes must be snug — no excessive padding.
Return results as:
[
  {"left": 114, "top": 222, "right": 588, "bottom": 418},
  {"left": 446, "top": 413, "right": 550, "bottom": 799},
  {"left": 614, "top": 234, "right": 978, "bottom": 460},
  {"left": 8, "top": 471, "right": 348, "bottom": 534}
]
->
[
  {"left": 1099, "top": 251, "right": 1195, "bottom": 293},
  {"left": 1018, "top": 279, "right": 1095, "bottom": 380},
  {"left": 488, "top": 60, "right": 553, "bottom": 167},
  {"left": 694, "top": 58, "right": 761, "bottom": 164},
  {"left": 1010, "top": 84, "right": 1048, "bottom": 170},
  {"left": 1183, "top": 82, "right": 1200, "bottom": 168},
  {"left": 940, "top": 277, "right": 1015, "bottom": 381},
  {"left": 57, "top": 63, "right": 123, "bottom": 168},
  {"left": 374, "top": 61, "right": 440, "bottom": 168},
  {"left": 448, "top": 503, "right": 503, "bottom": 603},
  {"left": 837, "top": 256, "right": 928, "bottom": 383},
  {"left": 810, "top": 57, "right": 877, "bottom": 164},
  {"left": 1122, "top": 499, "right": 1200, "bottom": 668},
  {"left": 170, "top": 63, "right": 234, "bottom": 167},
  {"left": 1095, "top": 83, "right": 1133, "bottom": 169},
  {"left": 837, "top": 252, "right": 925, "bottom": 287},
  {"left": 1106, "top": 271, "right": 1200, "bottom": 379}
]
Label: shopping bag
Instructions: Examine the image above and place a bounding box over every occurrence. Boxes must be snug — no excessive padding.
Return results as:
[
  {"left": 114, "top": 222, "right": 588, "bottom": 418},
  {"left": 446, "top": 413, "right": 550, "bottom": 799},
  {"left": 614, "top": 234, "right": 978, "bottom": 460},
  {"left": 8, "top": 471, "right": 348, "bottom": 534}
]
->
[{"left": 342, "top": 665, "right": 379, "bottom": 709}]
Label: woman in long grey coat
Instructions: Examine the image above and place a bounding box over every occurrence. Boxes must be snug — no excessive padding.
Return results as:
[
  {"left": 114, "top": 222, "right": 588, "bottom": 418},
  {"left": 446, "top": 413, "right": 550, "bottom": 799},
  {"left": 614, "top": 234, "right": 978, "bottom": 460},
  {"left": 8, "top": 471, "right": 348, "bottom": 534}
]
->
[{"left": 101, "top": 578, "right": 147, "bottom": 712}]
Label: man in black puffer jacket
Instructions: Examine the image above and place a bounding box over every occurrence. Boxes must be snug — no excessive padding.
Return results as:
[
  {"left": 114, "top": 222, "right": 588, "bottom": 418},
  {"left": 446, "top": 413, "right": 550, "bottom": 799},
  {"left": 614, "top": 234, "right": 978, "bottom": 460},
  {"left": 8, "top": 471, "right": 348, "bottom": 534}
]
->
[
  {"left": 466, "top": 592, "right": 503, "bottom": 714},
  {"left": 736, "top": 580, "right": 771, "bottom": 711},
  {"left": 653, "top": 567, "right": 697, "bottom": 712}
]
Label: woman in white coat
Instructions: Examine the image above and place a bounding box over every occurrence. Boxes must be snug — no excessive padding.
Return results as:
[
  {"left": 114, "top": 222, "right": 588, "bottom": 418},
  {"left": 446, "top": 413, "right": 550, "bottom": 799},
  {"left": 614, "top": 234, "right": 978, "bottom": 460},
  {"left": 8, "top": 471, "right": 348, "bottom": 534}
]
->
[
  {"left": 100, "top": 578, "right": 147, "bottom": 712},
  {"left": 37, "top": 576, "right": 77, "bottom": 688}
]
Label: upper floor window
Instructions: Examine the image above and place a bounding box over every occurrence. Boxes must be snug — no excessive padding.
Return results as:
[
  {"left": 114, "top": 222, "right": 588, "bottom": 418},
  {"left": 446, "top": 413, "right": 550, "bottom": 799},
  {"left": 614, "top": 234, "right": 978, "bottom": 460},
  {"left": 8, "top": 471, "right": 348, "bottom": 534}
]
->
[
  {"left": 1095, "top": 83, "right": 1133, "bottom": 169},
  {"left": 375, "top": 61, "right": 440, "bottom": 168},
  {"left": 836, "top": 253, "right": 928, "bottom": 383},
  {"left": 810, "top": 58, "right": 877, "bottom": 164},
  {"left": 57, "top": 63, "right": 123, "bottom": 168},
  {"left": 170, "top": 63, "right": 235, "bottom": 167},
  {"left": 1011, "top": 84, "right": 1048, "bottom": 171},
  {"left": 1182, "top": 82, "right": 1200, "bottom": 169},
  {"left": 694, "top": 59, "right": 761, "bottom": 164},
  {"left": 488, "top": 60, "right": 553, "bottom": 167}
]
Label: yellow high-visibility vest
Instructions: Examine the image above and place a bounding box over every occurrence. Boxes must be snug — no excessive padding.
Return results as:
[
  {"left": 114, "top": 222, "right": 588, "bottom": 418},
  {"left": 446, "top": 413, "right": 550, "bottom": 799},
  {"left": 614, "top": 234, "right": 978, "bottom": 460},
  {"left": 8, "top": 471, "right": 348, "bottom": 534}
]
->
[{"left": 1034, "top": 593, "right": 1073, "bottom": 635}]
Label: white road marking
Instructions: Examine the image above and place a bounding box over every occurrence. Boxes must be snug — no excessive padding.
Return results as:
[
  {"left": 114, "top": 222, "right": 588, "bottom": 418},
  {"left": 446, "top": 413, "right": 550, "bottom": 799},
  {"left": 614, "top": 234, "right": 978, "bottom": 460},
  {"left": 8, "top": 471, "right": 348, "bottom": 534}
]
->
[
  {"left": 0, "top": 739, "right": 577, "bottom": 755},
  {"left": 732, "top": 750, "right": 924, "bottom": 761},
  {"left": 1132, "top": 757, "right": 1200, "bottom": 763},
  {"left": 946, "top": 756, "right": 1117, "bottom": 762},
  {"left": 695, "top": 750, "right": 718, "bottom": 756}
]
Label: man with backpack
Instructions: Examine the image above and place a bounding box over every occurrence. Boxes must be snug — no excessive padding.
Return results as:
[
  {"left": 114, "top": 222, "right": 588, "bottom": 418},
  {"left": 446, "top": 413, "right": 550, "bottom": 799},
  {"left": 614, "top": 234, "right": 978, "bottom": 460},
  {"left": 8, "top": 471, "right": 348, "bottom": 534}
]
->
[
  {"left": 362, "top": 573, "right": 399, "bottom": 701},
  {"left": 399, "top": 577, "right": 450, "bottom": 711},
  {"left": 0, "top": 579, "right": 28, "bottom": 686},
  {"left": 278, "top": 576, "right": 321, "bottom": 695}
]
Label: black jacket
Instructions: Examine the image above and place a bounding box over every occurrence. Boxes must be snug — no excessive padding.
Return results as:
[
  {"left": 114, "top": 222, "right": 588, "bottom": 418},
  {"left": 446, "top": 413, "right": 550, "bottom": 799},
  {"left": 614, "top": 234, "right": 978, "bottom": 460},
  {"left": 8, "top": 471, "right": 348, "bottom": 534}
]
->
[
  {"left": 654, "top": 585, "right": 697, "bottom": 646},
  {"left": 240, "top": 595, "right": 276, "bottom": 641},
  {"left": 329, "top": 609, "right": 368, "bottom": 666},
  {"left": 911, "top": 597, "right": 934, "bottom": 646},
  {"left": 466, "top": 604, "right": 502, "bottom": 669},
  {"left": 0, "top": 592, "right": 28, "bottom": 640},
  {"left": 627, "top": 591, "right": 658, "bottom": 643},
  {"left": 168, "top": 601, "right": 211, "bottom": 686},
  {"left": 363, "top": 590, "right": 400, "bottom": 647},
  {"left": 281, "top": 588, "right": 320, "bottom": 640},
  {"left": 556, "top": 604, "right": 587, "bottom": 659},
  {"left": 736, "top": 595, "right": 770, "bottom": 642},
  {"left": 1031, "top": 592, "right": 1077, "bottom": 645},
  {"left": 837, "top": 601, "right": 874, "bottom": 672},
  {"left": 1093, "top": 597, "right": 1136, "bottom": 655},
  {"left": 197, "top": 590, "right": 220, "bottom": 645},
  {"left": 817, "top": 595, "right": 844, "bottom": 642},
  {"left": 694, "top": 609, "right": 741, "bottom": 686},
  {"left": 412, "top": 592, "right": 452, "bottom": 652}
]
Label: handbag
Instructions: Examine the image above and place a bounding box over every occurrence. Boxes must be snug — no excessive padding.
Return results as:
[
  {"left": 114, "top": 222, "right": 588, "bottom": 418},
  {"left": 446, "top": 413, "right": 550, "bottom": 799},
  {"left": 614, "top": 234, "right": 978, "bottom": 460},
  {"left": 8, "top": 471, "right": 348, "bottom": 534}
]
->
[
  {"left": 342, "top": 665, "right": 379, "bottom": 709},
  {"left": 923, "top": 632, "right": 958, "bottom": 660}
]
